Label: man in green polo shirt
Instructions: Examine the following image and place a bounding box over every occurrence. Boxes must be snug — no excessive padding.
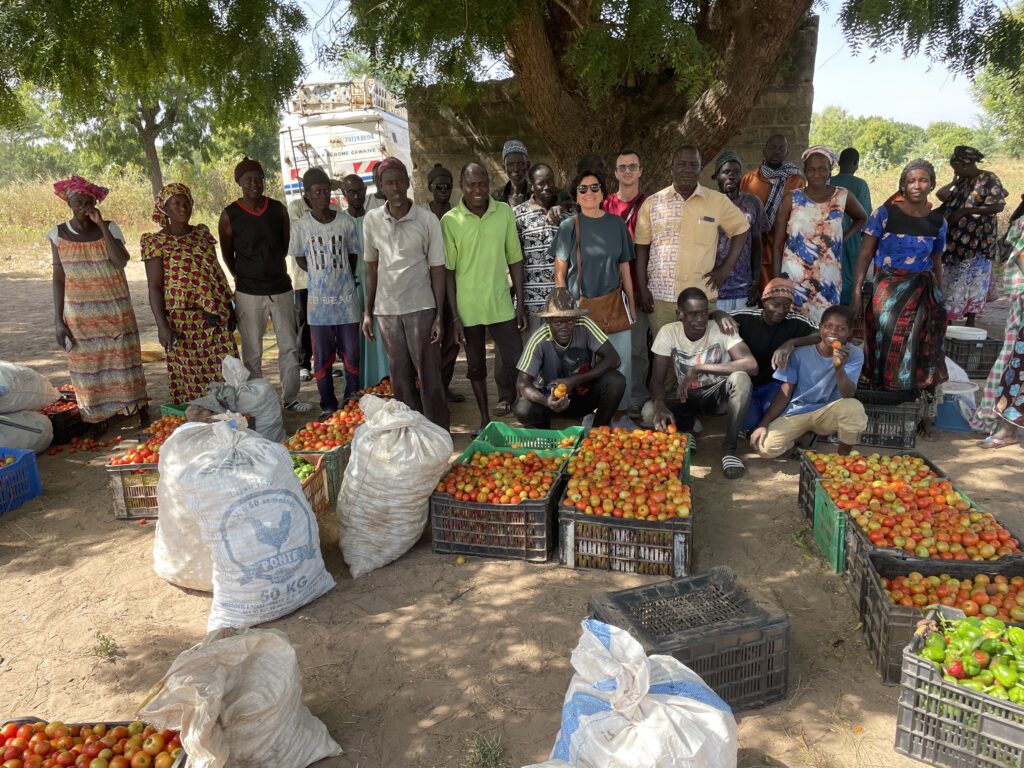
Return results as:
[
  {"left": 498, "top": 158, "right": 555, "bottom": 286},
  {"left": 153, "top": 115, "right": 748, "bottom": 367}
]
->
[{"left": 442, "top": 162, "right": 527, "bottom": 435}]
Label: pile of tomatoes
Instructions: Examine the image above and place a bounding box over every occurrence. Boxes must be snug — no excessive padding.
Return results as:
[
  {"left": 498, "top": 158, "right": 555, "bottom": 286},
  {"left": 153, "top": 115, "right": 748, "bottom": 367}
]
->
[
  {"left": 48, "top": 436, "right": 124, "bottom": 457},
  {"left": 807, "top": 450, "right": 941, "bottom": 485},
  {"left": 436, "top": 450, "right": 564, "bottom": 504},
  {"left": 107, "top": 417, "right": 185, "bottom": 467},
  {"left": 563, "top": 428, "right": 691, "bottom": 522},
  {"left": 285, "top": 399, "right": 364, "bottom": 452},
  {"left": 821, "top": 477, "right": 1022, "bottom": 561},
  {"left": 0, "top": 719, "right": 182, "bottom": 768},
  {"left": 40, "top": 400, "right": 78, "bottom": 416},
  {"left": 357, "top": 378, "right": 393, "bottom": 397},
  {"left": 880, "top": 571, "right": 1024, "bottom": 622}
]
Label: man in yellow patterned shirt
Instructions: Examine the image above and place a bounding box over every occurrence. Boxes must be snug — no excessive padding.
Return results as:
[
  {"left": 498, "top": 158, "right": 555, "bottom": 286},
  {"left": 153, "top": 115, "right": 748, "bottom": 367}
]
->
[{"left": 635, "top": 146, "right": 750, "bottom": 340}]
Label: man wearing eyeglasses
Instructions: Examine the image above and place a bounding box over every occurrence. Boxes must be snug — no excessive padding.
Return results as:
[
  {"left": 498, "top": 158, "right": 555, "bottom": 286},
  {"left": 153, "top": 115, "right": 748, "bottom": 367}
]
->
[{"left": 603, "top": 148, "right": 648, "bottom": 418}]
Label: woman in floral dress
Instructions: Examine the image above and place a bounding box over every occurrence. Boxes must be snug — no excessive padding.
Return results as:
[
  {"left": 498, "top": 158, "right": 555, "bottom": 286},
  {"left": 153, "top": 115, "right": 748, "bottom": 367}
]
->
[
  {"left": 142, "top": 183, "right": 237, "bottom": 404},
  {"left": 936, "top": 145, "right": 1007, "bottom": 326},
  {"left": 772, "top": 145, "right": 867, "bottom": 324},
  {"left": 48, "top": 176, "right": 149, "bottom": 433},
  {"left": 971, "top": 212, "right": 1024, "bottom": 448}
]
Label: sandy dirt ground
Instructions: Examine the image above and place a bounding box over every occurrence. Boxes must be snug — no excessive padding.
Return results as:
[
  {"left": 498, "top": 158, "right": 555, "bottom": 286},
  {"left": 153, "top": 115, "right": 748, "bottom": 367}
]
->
[{"left": 1, "top": 260, "right": 1023, "bottom": 768}]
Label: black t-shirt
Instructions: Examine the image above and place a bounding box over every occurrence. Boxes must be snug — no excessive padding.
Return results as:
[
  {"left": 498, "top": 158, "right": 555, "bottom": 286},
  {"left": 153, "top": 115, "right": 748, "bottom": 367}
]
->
[
  {"left": 225, "top": 198, "right": 292, "bottom": 295},
  {"left": 732, "top": 309, "right": 816, "bottom": 386}
]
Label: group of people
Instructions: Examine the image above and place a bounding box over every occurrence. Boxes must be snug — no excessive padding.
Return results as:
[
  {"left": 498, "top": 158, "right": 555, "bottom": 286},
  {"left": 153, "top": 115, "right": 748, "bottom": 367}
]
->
[{"left": 48, "top": 134, "right": 1024, "bottom": 464}]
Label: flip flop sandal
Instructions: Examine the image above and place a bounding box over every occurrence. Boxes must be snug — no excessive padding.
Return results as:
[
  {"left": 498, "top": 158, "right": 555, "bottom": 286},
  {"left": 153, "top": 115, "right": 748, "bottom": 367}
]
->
[
  {"left": 722, "top": 455, "right": 746, "bottom": 479},
  {"left": 447, "top": 390, "right": 466, "bottom": 403},
  {"left": 980, "top": 436, "right": 1012, "bottom": 449},
  {"left": 492, "top": 401, "right": 513, "bottom": 418}
]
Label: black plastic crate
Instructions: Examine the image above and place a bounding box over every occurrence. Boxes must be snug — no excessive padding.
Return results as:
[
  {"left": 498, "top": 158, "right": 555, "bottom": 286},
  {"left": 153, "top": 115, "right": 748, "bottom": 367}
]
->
[
  {"left": 48, "top": 405, "right": 89, "bottom": 445},
  {"left": 587, "top": 566, "right": 791, "bottom": 711},
  {"left": 558, "top": 504, "right": 693, "bottom": 577},
  {"left": 857, "top": 391, "right": 919, "bottom": 449},
  {"left": 859, "top": 552, "right": 1024, "bottom": 685},
  {"left": 894, "top": 608, "right": 1024, "bottom": 768},
  {"left": 944, "top": 337, "right": 1002, "bottom": 379}
]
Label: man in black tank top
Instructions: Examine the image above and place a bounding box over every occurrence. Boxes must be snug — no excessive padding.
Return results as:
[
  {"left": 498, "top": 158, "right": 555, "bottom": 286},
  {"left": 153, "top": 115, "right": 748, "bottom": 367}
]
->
[{"left": 219, "top": 157, "right": 312, "bottom": 412}]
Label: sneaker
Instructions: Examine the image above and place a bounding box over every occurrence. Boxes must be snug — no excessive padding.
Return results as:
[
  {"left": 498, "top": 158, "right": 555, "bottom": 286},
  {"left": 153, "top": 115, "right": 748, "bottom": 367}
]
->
[
  {"left": 284, "top": 400, "right": 314, "bottom": 413},
  {"left": 319, "top": 409, "right": 336, "bottom": 421},
  {"left": 299, "top": 369, "right": 312, "bottom": 382},
  {"left": 611, "top": 415, "right": 640, "bottom": 432}
]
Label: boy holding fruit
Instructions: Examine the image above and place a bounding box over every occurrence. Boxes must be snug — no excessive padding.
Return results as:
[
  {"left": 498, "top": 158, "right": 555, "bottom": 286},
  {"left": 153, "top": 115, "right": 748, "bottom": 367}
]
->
[
  {"left": 751, "top": 304, "right": 868, "bottom": 457},
  {"left": 514, "top": 288, "right": 625, "bottom": 428}
]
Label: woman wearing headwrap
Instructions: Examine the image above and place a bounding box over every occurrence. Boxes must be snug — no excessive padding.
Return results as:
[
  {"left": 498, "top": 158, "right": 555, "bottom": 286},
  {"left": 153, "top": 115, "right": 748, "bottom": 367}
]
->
[
  {"left": 48, "top": 176, "right": 150, "bottom": 432},
  {"left": 852, "top": 159, "right": 948, "bottom": 436},
  {"left": 771, "top": 145, "right": 868, "bottom": 324},
  {"left": 935, "top": 145, "right": 1008, "bottom": 326},
  {"left": 142, "top": 183, "right": 237, "bottom": 404}
]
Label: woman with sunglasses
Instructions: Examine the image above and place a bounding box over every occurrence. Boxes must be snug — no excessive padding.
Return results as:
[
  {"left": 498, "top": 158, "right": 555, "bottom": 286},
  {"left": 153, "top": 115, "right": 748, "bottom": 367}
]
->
[{"left": 550, "top": 168, "right": 638, "bottom": 430}]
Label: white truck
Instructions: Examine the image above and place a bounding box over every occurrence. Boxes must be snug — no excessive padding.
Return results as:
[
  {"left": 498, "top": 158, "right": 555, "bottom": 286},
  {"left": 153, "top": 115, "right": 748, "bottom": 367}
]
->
[{"left": 278, "top": 79, "right": 413, "bottom": 205}]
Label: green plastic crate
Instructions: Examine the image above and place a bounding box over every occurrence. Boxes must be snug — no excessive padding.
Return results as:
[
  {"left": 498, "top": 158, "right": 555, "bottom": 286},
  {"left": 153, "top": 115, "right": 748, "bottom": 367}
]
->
[
  {"left": 475, "top": 422, "right": 584, "bottom": 451},
  {"left": 290, "top": 443, "right": 350, "bottom": 506},
  {"left": 812, "top": 480, "right": 846, "bottom": 572},
  {"left": 159, "top": 402, "right": 188, "bottom": 418},
  {"left": 454, "top": 439, "right": 575, "bottom": 469}
]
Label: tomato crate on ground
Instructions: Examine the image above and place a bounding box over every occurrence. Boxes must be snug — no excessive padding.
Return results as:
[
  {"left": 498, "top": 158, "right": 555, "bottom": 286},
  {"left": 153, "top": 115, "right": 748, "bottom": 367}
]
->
[
  {"left": 159, "top": 402, "right": 188, "bottom": 419},
  {"left": 474, "top": 421, "right": 584, "bottom": 451},
  {"left": 893, "top": 609, "right": 1024, "bottom": 768},
  {"left": 292, "top": 451, "right": 330, "bottom": 517},
  {"left": 587, "top": 566, "right": 791, "bottom": 711},
  {"left": 430, "top": 441, "right": 574, "bottom": 561},
  {"left": 106, "top": 462, "right": 160, "bottom": 520},
  {"left": 3, "top": 718, "right": 186, "bottom": 767},
  {"left": 557, "top": 504, "right": 693, "bottom": 577},
  {"left": 0, "top": 447, "right": 42, "bottom": 516},
  {"left": 812, "top": 480, "right": 846, "bottom": 573},
  {"left": 798, "top": 449, "right": 949, "bottom": 521},
  {"left": 944, "top": 337, "right": 1002, "bottom": 379},
  {"left": 858, "top": 552, "right": 1024, "bottom": 685},
  {"left": 290, "top": 444, "right": 349, "bottom": 506}
]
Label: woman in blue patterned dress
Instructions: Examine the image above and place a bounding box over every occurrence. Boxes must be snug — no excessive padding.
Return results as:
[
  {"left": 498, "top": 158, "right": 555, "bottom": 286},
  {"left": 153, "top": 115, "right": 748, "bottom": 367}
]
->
[
  {"left": 851, "top": 159, "right": 949, "bottom": 435},
  {"left": 772, "top": 145, "right": 867, "bottom": 324}
]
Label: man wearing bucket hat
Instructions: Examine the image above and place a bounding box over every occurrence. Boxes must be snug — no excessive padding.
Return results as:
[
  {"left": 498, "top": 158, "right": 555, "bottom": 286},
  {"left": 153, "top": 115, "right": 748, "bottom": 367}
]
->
[
  {"left": 513, "top": 288, "right": 625, "bottom": 429},
  {"left": 730, "top": 278, "right": 820, "bottom": 431}
]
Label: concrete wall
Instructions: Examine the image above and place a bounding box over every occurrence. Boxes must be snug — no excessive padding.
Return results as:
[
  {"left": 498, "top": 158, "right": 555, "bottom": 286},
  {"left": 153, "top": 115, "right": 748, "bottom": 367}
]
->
[{"left": 406, "top": 15, "right": 818, "bottom": 198}]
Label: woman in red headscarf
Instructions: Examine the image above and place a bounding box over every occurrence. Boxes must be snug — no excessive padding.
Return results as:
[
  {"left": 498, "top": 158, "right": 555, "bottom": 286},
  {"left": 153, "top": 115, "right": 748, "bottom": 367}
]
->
[
  {"left": 48, "top": 176, "right": 149, "bottom": 432},
  {"left": 142, "top": 183, "right": 237, "bottom": 404}
]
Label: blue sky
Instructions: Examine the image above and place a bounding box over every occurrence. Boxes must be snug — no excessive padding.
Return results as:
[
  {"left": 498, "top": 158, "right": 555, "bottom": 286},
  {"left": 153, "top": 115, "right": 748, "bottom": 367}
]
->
[{"left": 297, "top": 0, "right": 981, "bottom": 128}]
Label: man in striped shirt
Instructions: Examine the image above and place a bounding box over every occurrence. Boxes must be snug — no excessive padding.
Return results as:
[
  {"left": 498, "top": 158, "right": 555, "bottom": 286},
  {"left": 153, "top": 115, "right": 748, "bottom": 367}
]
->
[{"left": 514, "top": 288, "right": 625, "bottom": 428}]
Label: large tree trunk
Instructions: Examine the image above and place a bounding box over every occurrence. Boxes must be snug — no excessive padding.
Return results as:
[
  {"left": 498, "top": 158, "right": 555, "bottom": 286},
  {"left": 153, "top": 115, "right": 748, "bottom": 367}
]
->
[
  {"left": 138, "top": 126, "right": 163, "bottom": 198},
  {"left": 506, "top": 0, "right": 814, "bottom": 188},
  {"left": 129, "top": 102, "right": 177, "bottom": 197}
]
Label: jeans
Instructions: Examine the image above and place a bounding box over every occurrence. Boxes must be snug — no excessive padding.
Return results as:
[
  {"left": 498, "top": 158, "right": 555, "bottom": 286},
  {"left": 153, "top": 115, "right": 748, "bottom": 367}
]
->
[
  {"left": 377, "top": 309, "right": 450, "bottom": 430},
  {"left": 513, "top": 370, "right": 626, "bottom": 428},
  {"left": 311, "top": 323, "right": 360, "bottom": 411},
  {"left": 744, "top": 381, "right": 782, "bottom": 431},
  {"left": 630, "top": 311, "right": 651, "bottom": 410},
  {"left": 665, "top": 371, "right": 752, "bottom": 453},
  {"left": 293, "top": 289, "right": 312, "bottom": 370}
]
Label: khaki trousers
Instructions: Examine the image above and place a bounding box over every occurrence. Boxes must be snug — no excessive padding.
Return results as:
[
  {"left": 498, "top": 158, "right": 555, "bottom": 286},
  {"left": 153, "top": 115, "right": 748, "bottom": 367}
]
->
[
  {"left": 235, "top": 290, "right": 301, "bottom": 403},
  {"left": 756, "top": 398, "right": 868, "bottom": 458}
]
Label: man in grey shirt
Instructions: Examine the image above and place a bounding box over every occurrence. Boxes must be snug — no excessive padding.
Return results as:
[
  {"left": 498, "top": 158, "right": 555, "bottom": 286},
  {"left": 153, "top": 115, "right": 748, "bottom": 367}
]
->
[{"left": 361, "top": 157, "right": 450, "bottom": 429}]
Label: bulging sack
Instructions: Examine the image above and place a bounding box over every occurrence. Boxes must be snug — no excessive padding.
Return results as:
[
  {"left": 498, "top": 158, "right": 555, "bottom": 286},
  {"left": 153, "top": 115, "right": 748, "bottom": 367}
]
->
[
  {"left": 337, "top": 395, "right": 453, "bottom": 578},
  {"left": 547, "top": 620, "right": 737, "bottom": 768},
  {"left": 223, "top": 356, "right": 286, "bottom": 442},
  {"left": 0, "top": 361, "right": 59, "bottom": 414},
  {"left": 0, "top": 410, "right": 53, "bottom": 453},
  {"left": 157, "top": 420, "right": 334, "bottom": 629},
  {"left": 138, "top": 628, "right": 343, "bottom": 768}
]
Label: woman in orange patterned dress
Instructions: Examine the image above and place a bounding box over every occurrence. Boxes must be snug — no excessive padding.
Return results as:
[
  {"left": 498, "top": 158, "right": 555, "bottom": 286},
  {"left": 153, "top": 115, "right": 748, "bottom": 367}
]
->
[
  {"left": 48, "top": 176, "right": 149, "bottom": 433},
  {"left": 142, "top": 183, "right": 237, "bottom": 404}
]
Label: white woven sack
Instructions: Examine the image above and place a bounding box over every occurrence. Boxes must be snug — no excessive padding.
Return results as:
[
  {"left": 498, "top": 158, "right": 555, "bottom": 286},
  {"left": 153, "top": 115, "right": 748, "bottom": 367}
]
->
[
  {"left": 337, "top": 395, "right": 453, "bottom": 578},
  {"left": 139, "top": 628, "right": 342, "bottom": 768},
  {"left": 548, "top": 620, "right": 737, "bottom": 768},
  {"left": 0, "top": 361, "right": 59, "bottom": 414},
  {"left": 0, "top": 410, "right": 53, "bottom": 453},
  {"left": 222, "top": 356, "right": 285, "bottom": 442}
]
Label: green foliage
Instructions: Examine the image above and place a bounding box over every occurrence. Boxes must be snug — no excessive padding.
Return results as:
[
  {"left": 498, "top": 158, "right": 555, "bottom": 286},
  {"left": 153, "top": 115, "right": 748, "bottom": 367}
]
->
[
  {"left": 974, "top": 61, "right": 1024, "bottom": 157},
  {"left": 809, "top": 108, "right": 1004, "bottom": 171},
  {"left": 332, "top": 0, "right": 716, "bottom": 106}
]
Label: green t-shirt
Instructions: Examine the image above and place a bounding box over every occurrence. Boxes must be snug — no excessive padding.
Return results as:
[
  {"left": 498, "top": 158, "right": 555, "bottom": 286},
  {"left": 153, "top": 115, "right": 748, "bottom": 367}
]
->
[{"left": 441, "top": 198, "right": 524, "bottom": 327}]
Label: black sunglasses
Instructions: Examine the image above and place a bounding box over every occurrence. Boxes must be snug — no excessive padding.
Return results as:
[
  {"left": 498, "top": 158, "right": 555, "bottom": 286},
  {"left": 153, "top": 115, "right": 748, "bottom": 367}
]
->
[
  {"left": 576, "top": 183, "right": 602, "bottom": 193},
  {"left": 432, "top": 183, "right": 452, "bottom": 190}
]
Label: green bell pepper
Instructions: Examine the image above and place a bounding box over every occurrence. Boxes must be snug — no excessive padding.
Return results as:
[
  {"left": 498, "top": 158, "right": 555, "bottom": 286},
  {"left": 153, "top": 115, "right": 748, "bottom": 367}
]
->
[
  {"left": 985, "top": 685, "right": 1010, "bottom": 700},
  {"left": 1009, "top": 686, "right": 1024, "bottom": 705},
  {"left": 975, "top": 669, "right": 995, "bottom": 687},
  {"left": 922, "top": 634, "right": 948, "bottom": 662},
  {"left": 980, "top": 617, "right": 1007, "bottom": 638},
  {"left": 962, "top": 655, "right": 982, "bottom": 677},
  {"left": 1006, "top": 626, "right": 1024, "bottom": 649},
  {"left": 992, "top": 658, "right": 1019, "bottom": 689},
  {"left": 957, "top": 678, "right": 986, "bottom": 692}
]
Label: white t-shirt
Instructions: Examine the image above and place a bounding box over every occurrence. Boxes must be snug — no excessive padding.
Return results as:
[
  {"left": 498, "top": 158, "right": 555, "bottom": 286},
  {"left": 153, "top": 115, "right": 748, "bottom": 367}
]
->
[
  {"left": 651, "top": 321, "right": 742, "bottom": 391},
  {"left": 46, "top": 221, "right": 125, "bottom": 245}
]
